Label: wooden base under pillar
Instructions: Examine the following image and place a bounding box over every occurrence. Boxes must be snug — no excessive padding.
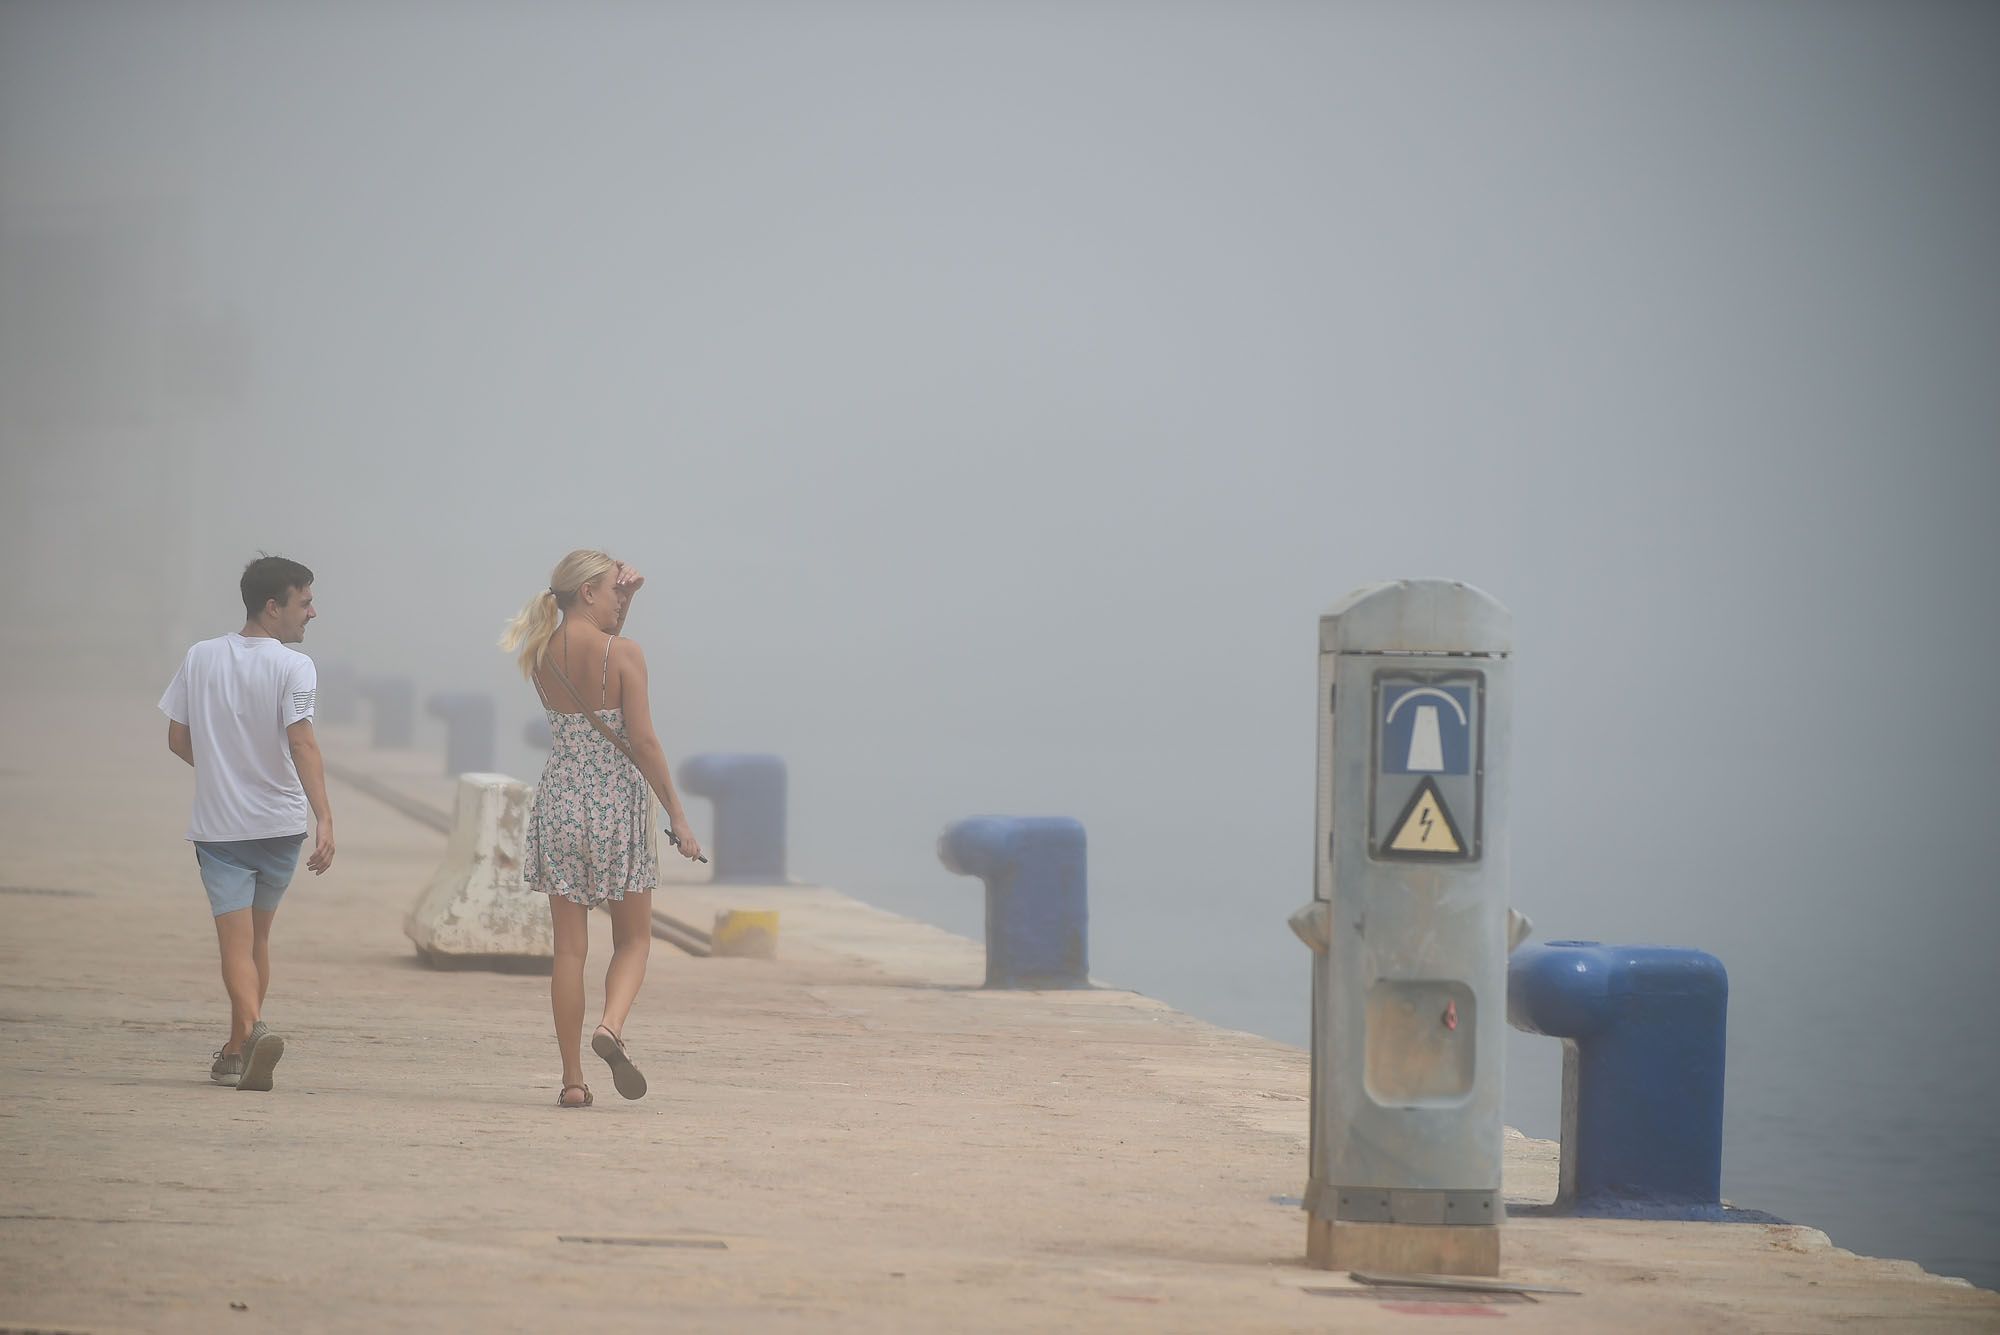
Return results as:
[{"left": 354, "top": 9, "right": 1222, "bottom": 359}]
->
[{"left": 1306, "top": 1218, "right": 1500, "bottom": 1277}]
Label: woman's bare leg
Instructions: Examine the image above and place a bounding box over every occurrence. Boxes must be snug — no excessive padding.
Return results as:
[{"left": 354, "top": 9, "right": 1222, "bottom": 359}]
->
[
  {"left": 549, "top": 895, "right": 590, "bottom": 1102},
  {"left": 598, "top": 891, "right": 653, "bottom": 1039}
]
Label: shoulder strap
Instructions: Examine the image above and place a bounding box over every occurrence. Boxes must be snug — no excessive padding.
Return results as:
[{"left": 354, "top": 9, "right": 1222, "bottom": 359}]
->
[{"left": 545, "top": 651, "right": 641, "bottom": 768}]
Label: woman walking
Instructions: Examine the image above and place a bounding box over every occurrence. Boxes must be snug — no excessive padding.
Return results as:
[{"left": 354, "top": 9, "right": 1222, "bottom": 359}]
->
[{"left": 500, "top": 549, "right": 703, "bottom": 1108}]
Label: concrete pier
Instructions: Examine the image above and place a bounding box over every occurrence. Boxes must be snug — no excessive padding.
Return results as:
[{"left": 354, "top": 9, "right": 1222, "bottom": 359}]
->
[{"left": 1, "top": 695, "right": 1993, "bottom": 1332}]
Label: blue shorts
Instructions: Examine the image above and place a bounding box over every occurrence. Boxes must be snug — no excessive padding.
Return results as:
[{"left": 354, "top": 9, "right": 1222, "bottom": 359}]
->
[{"left": 194, "top": 835, "right": 306, "bottom": 916}]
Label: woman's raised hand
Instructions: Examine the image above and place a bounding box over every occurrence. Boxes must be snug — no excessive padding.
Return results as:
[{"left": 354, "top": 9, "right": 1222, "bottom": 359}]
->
[{"left": 613, "top": 562, "right": 645, "bottom": 602}]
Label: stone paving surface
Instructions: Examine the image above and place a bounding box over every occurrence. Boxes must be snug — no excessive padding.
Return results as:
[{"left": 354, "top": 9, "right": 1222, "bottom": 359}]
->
[{"left": 2, "top": 696, "right": 1995, "bottom": 1332}]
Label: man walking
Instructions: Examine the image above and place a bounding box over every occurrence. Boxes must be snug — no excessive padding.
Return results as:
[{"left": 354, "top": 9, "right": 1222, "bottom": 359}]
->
[{"left": 160, "top": 556, "right": 335, "bottom": 1091}]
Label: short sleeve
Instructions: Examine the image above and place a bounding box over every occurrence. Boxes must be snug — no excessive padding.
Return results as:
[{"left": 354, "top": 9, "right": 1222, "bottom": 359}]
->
[
  {"left": 283, "top": 655, "right": 318, "bottom": 726},
  {"left": 159, "top": 652, "right": 192, "bottom": 724}
]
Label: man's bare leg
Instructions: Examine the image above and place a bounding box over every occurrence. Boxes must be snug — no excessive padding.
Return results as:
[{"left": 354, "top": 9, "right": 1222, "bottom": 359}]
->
[
  {"left": 214, "top": 909, "right": 261, "bottom": 1054},
  {"left": 252, "top": 908, "right": 278, "bottom": 1004}
]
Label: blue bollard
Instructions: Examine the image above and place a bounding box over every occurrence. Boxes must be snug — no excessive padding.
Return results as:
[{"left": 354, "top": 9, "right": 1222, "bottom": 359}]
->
[
  {"left": 425, "top": 691, "right": 495, "bottom": 775},
  {"left": 679, "top": 754, "right": 786, "bottom": 883},
  {"left": 1508, "top": 941, "right": 1729, "bottom": 1218},
  {"left": 360, "top": 675, "right": 415, "bottom": 749},
  {"left": 937, "top": 817, "right": 1088, "bottom": 989}
]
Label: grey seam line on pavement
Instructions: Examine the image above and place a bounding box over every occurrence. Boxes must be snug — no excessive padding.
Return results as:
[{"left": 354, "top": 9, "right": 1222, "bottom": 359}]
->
[
  {"left": 0, "top": 1212, "right": 205, "bottom": 1226},
  {"left": 323, "top": 761, "right": 453, "bottom": 834}
]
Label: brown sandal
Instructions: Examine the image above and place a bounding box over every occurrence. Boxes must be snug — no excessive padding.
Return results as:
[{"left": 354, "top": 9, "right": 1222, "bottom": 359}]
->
[
  {"left": 558, "top": 1083, "right": 593, "bottom": 1108},
  {"left": 592, "top": 1025, "right": 648, "bottom": 1101}
]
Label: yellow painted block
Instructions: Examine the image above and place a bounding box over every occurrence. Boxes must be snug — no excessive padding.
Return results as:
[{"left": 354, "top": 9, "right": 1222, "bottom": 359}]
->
[{"left": 711, "top": 910, "right": 779, "bottom": 960}]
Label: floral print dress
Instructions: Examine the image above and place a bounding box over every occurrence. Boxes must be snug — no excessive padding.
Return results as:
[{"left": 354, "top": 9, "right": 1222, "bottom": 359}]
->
[{"left": 524, "top": 640, "right": 658, "bottom": 907}]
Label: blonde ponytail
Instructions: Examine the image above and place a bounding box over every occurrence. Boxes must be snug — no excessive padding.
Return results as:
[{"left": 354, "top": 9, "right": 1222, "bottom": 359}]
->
[
  {"left": 500, "top": 549, "right": 616, "bottom": 679},
  {"left": 499, "top": 589, "right": 561, "bottom": 680}
]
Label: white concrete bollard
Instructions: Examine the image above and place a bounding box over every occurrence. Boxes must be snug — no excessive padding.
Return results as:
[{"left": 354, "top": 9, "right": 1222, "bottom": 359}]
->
[{"left": 405, "top": 773, "right": 552, "bottom": 970}]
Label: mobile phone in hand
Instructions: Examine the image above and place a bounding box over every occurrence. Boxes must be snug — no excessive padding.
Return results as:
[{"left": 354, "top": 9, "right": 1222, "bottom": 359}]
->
[{"left": 664, "top": 826, "right": 708, "bottom": 864}]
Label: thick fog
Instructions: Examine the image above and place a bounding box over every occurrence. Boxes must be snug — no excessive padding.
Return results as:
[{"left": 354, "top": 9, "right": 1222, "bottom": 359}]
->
[{"left": 3, "top": 0, "right": 1996, "bottom": 1288}]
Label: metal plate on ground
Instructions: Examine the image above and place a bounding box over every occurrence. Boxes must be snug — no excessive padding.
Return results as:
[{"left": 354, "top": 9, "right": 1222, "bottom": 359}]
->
[{"left": 558, "top": 1235, "right": 728, "bottom": 1249}]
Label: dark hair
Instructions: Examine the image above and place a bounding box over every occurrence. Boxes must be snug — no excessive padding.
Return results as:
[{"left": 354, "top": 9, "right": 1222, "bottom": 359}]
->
[{"left": 241, "top": 555, "right": 315, "bottom": 619}]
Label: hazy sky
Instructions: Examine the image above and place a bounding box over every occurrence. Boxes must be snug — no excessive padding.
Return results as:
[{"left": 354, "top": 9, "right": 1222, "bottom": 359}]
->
[{"left": 3, "top": 0, "right": 1996, "bottom": 1284}]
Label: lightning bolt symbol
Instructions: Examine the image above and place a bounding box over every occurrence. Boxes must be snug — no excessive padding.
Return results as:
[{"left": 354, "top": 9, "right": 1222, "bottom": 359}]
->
[{"left": 1419, "top": 807, "right": 1434, "bottom": 842}]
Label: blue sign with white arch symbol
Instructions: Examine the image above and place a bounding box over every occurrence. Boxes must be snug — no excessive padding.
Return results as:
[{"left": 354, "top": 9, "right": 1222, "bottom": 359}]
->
[{"left": 1380, "top": 684, "right": 1474, "bottom": 776}]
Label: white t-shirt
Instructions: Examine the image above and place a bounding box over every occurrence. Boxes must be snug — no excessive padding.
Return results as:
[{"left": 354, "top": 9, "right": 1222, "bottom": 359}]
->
[{"left": 159, "top": 633, "right": 318, "bottom": 842}]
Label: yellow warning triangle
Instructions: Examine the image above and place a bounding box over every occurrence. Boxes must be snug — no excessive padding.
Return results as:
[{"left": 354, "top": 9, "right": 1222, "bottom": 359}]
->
[{"left": 1386, "top": 777, "right": 1465, "bottom": 856}]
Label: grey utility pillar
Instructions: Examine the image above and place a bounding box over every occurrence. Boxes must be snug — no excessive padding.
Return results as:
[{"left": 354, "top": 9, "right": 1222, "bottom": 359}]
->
[{"left": 1291, "top": 580, "right": 1513, "bottom": 1276}]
